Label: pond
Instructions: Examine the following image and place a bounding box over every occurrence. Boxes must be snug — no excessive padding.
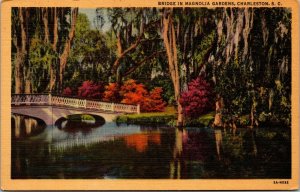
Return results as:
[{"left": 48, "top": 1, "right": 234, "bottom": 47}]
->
[{"left": 11, "top": 114, "right": 291, "bottom": 179}]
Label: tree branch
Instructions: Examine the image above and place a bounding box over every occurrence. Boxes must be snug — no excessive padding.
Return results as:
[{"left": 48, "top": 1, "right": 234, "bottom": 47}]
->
[
  {"left": 111, "top": 19, "right": 161, "bottom": 74},
  {"left": 123, "top": 50, "right": 165, "bottom": 77}
]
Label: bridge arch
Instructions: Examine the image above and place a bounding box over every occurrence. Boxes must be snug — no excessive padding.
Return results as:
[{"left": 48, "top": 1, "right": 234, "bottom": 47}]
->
[
  {"left": 12, "top": 106, "right": 120, "bottom": 126},
  {"left": 55, "top": 113, "right": 105, "bottom": 130},
  {"left": 11, "top": 114, "right": 46, "bottom": 139}
]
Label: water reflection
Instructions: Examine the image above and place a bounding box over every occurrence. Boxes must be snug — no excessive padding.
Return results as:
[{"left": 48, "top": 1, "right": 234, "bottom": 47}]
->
[
  {"left": 170, "top": 128, "right": 183, "bottom": 179},
  {"left": 11, "top": 115, "right": 291, "bottom": 179},
  {"left": 214, "top": 129, "right": 222, "bottom": 160},
  {"left": 55, "top": 115, "right": 105, "bottom": 134},
  {"left": 11, "top": 114, "right": 46, "bottom": 139},
  {"left": 124, "top": 133, "right": 161, "bottom": 152}
]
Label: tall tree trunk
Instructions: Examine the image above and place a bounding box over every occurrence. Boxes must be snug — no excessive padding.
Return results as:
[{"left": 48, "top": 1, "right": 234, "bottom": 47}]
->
[
  {"left": 52, "top": 8, "right": 58, "bottom": 51},
  {"left": 42, "top": 8, "right": 50, "bottom": 43},
  {"left": 42, "top": 7, "right": 58, "bottom": 92},
  {"left": 14, "top": 50, "right": 25, "bottom": 94},
  {"left": 116, "top": 31, "right": 123, "bottom": 84},
  {"left": 58, "top": 8, "right": 78, "bottom": 92},
  {"left": 13, "top": 8, "right": 28, "bottom": 94},
  {"left": 24, "top": 8, "right": 31, "bottom": 93},
  {"left": 24, "top": 78, "right": 31, "bottom": 93},
  {"left": 50, "top": 8, "right": 58, "bottom": 92},
  {"left": 162, "top": 9, "right": 183, "bottom": 126}
]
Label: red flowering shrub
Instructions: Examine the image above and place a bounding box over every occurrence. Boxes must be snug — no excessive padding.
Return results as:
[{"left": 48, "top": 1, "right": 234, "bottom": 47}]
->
[
  {"left": 120, "top": 79, "right": 148, "bottom": 106},
  {"left": 103, "top": 83, "right": 121, "bottom": 102},
  {"left": 63, "top": 87, "right": 72, "bottom": 96},
  {"left": 77, "top": 80, "right": 104, "bottom": 99},
  {"left": 180, "top": 77, "right": 213, "bottom": 118},
  {"left": 120, "top": 79, "right": 166, "bottom": 112},
  {"left": 143, "top": 87, "right": 166, "bottom": 112}
]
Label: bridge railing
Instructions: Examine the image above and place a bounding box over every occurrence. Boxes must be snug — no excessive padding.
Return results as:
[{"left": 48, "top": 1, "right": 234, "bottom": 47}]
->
[
  {"left": 12, "top": 94, "right": 140, "bottom": 114},
  {"left": 11, "top": 94, "right": 49, "bottom": 105}
]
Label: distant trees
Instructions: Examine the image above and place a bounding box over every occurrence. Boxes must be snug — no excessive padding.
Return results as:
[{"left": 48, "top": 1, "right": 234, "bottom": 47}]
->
[{"left": 67, "top": 13, "right": 112, "bottom": 84}]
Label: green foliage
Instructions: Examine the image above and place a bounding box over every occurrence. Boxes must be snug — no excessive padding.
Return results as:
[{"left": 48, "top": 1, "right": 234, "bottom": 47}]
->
[
  {"left": 193, "top": 31, "right": 216, "bottom": 75},
  {"left": 65, "top": 13, "right": 112, "bottom": 88},
  {"left": 144, "top": 75, "right": 175, "bottom": 105},
  {"left": 75, "top": 13, "right": 91, "bottom": 36},
  {"left": 210, "top": 8, "right": 291, "bottom": 127},
  {"left": 29, "top": 37, "right": 58, "bottom": 92}
]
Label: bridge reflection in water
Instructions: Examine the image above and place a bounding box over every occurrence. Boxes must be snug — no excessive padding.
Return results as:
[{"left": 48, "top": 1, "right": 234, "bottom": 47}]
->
[
  {"left": 12, "top": 114, "right": 149, "bottom": 151},
  {"left": 11, "top": 114, "right": 46, "bottom": 139}
]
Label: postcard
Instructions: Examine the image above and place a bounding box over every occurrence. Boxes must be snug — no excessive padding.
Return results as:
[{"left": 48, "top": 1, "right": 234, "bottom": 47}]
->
[{"left": 1, "top": 0, "right": 299, "bottom": 190}]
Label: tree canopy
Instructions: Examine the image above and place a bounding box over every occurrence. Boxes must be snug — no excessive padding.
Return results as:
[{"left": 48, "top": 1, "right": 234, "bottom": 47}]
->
[{"left": 11, "top": 7, "right": 291, "bottom": 127}]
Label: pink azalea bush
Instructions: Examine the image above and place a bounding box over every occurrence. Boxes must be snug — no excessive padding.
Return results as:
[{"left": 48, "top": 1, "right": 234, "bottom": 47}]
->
[
  {"left": 63, "top": 87, "right": 72, "bottom": 96},
  {"left": 180, "top": 77, "right": 214, "bottom": 118},
  {"left": 77, "top": 80, "right": 104, "bottom": 99}
]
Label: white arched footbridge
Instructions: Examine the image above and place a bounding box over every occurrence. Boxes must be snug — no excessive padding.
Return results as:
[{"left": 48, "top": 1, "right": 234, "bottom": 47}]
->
[{"left": 11, "top": 94, "right": 140, "bottom": 125}]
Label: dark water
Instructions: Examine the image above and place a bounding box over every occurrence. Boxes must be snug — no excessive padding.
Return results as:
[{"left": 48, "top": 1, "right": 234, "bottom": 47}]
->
[{"left": 11, "top": 115, "right": 291, "bottom": 179}]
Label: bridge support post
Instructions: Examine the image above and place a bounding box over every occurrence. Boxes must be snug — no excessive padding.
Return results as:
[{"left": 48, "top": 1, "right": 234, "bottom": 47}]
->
[
  {"left": 76, "top": 99, "right": 79, "bottom": 108},
  {"left": 112, "top": 103, "right": 115, "bottom": 112},
  {"left": 137, "top": 104, "right": 140, "bottom": 114}
]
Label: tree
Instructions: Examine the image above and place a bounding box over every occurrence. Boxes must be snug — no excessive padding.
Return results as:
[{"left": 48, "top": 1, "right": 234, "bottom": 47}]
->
[
  {"left": 207, "top": 8, "right": 291, "bottom": 127},
  {"left": 103, "top": 83, "right": 121, "bottom": 102},
  {"left": 107, "top": 8, "right": 164, "bottom": 82},
  {"left": 58, "top": 8, "right": 79, "bottom": 92},
  {"left": 12, "top": 8, "right": 29, "bottom": 93},
  {"left": 41, "top": 7, "right": 79, "bottom": 93},
  {"left": 143, "top": 87, "right": 166, "bottom": 112},
  {"left": 161, "top": 8, "right": 183, "bottom": 126},
  {"left": 119, "top": 79, "right": 165, "bottom": 112},
  {"left": 120, "top": 79, "right": 148, "bottom": 106},
  {"left": 12, "top": 7, "right": 79, "bottom": 94}
]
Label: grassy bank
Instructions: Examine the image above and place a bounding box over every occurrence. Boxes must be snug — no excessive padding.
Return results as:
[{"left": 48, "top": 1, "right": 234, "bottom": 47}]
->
[
  {"left": 115, "top": 106, "right": 176, "bottom": 125},
  {"left": 185, "top": 112, "right": 215, "bottom": 127},
  {"left": 116, "top": 107, "right": 215, "bottom": 127}
]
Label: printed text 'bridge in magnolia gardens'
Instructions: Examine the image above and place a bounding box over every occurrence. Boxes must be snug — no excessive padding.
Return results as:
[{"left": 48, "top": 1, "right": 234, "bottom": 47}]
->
[{"left": 11, "top": 94, "right": 140, "bottom": 125}]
